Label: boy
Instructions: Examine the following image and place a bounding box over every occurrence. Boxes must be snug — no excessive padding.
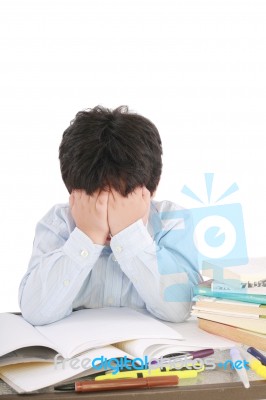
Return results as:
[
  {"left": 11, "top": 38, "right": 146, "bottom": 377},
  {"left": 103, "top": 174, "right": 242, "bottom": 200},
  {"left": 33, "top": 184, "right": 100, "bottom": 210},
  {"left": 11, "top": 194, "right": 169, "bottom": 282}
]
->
[{"left": 18, "top": 106, "right": 202, "bottom": 325}]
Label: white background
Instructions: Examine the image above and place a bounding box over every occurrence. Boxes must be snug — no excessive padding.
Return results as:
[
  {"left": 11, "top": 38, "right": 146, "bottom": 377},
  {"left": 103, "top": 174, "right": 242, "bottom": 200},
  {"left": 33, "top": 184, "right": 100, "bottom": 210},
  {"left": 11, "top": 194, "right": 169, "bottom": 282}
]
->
[{"left": 0, "top": 0, "right": 265, "bottom": 312}]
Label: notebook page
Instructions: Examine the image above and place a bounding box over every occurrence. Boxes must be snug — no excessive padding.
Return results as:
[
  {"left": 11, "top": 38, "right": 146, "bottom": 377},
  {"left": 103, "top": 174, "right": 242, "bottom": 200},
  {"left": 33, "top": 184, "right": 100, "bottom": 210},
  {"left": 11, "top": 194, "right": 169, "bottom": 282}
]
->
[
  {"left": 0, "top": 313, "right": 54, "bottom": 357},
  {"left": 118, "top": 314, "right": 236, "bottom": 356},
  {"left": 0, "top": 347, "right": 56, "bottom": 367},
  {"left": 164, "top": 317, "right": 236, "bottom": 348},
  {"left": 35, "top": 307, "right": 182, "bottom": 359},
  {"left": 116, "top": 338, "right": 184, "bottom": 357},
  {"left": 0, "top": 345, "right": 132, "bottom": 393}
]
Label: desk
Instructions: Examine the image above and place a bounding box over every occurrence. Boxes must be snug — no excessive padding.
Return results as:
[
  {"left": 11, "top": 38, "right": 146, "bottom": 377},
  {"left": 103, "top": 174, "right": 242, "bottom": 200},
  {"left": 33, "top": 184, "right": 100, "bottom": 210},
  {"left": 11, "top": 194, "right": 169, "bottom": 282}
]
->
[
  {"left": 1, "top": 381, "right": 266, "bottom": 400},
  {"left": 1, "top": 350, "right": 266, "bottom": 400}
]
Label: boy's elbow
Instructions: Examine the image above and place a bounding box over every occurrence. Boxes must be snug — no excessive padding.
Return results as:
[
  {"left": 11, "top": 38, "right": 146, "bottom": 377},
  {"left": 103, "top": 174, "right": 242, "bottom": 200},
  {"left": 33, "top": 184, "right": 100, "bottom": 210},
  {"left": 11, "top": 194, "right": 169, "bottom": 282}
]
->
[
  {"left": 20, "top": 307, "right": 70, "bottom": 326},
  {"left": 169, "top": 305, "right": 191, "bottom": 323},
  {"left": 147, "top": 302, "right": 192, "bottom": 323},
  {"left": 164, "top": 303, "right": 192, "bottom": 323},
  {"left": 19, "top": 291, "right": 47, "bottom": 325},
  {"left": 20, "top": 297, "right": 70, "bottom": 325},
  {"left": 20, "top": 305, "right": 46, "bottom": 326}
]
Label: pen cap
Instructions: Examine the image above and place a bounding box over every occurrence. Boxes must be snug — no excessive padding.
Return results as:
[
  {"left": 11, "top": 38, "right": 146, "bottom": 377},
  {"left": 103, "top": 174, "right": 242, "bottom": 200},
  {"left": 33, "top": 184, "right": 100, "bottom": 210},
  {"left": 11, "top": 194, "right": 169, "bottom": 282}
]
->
[
  {"left": 247, "top": 347, "right": 266, "bottom": 366},
  {"left": 230, "top": 347, "right": 240, "bottom": 359},
  {"left": 75, "top": 376, "right": 179, "bottom": 392},
  {"left": 239, "top": 347, "right": 262, "bottom": 371}
]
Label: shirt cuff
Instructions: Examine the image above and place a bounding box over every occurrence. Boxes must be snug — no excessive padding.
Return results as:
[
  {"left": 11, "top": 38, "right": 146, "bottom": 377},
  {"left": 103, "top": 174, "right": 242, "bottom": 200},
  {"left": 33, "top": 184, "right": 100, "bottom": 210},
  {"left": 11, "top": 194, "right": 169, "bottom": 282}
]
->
[
  {"left": 110, "top": 219, "right": 153, "bottom": 262},
  {"left": 63, "top": 227, "right": 104, "bottom": 269}
]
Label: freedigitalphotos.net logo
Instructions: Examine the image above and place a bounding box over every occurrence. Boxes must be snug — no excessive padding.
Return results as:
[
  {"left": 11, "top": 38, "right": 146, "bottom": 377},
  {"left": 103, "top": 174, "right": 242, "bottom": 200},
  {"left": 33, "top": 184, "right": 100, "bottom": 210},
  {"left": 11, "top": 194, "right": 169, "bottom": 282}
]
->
[
  {"left": 156, "top": 173, "right": 248, "bottom": 302},
  {"left": 53, "top": 354, "right": 250, "bottom": 374}
]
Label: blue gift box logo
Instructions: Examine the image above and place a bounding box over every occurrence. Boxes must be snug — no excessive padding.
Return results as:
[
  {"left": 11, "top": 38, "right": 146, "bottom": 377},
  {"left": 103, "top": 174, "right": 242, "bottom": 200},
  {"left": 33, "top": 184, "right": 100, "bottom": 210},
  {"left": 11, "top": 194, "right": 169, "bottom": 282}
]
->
[
  {"left": 191, "top": 202, "right": 248, "bottom": 267},
  {"left": 157, "top": 173, "right": 248, "bottom": 302},
  {"left": 182, "top": 173, "right": 248, "bottom": 268}
]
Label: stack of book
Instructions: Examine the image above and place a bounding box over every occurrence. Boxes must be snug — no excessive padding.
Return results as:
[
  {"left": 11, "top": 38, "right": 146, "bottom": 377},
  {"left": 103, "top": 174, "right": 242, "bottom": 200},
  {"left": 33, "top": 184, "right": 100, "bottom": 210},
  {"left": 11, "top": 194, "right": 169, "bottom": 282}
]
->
[{"left": 192, "top": 258, "right": 266, "bottom": 350}]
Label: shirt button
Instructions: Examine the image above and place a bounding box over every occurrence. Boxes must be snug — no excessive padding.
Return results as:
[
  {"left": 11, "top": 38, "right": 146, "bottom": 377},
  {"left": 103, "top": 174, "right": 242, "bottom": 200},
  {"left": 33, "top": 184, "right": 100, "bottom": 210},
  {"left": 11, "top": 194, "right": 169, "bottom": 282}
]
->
[
  {"left": 80, "top": 249, "right": 89, "bottom": 257},
  {"left": 112, "top": 255, "right": 117, "bottom": 262},
  {"left": 63, "top": 279, "right": 70, "bottom": 286},
  {"left": 107, "top": 297, "right": 114, "bottom": 305},
  {"left": 115, "top": 246, "right": 122, "bottom": 254}
]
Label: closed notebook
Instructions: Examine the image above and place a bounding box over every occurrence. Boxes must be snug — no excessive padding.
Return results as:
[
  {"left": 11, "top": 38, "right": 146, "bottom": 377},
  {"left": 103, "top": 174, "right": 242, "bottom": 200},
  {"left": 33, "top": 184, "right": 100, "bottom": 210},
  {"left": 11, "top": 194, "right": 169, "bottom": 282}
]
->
[
  {"left": 194, "top": 279, "right": 266, "bottom": 304},
  {"left": 193, "top": 296, "right": 266, "bottom": 317},
  {"left": 211, "top": 280, "right": 266, "bottom": 295},
  {"left": 191, "top": 310, "right": 266, "bottom": 334}
]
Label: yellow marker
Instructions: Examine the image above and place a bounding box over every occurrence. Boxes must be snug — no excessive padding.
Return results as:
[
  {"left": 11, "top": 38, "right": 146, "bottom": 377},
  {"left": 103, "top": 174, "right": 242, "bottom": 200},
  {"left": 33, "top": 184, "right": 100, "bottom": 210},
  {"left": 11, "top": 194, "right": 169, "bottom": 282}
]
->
[
  {"left": 95, "top": 365, "right": 204, "bottom": 381},
  {"left": 239, "top": 346, "right": 266, "bottom": 379},
  {"left": 249, "top": 359, "right": 266, "bottom": 379}
]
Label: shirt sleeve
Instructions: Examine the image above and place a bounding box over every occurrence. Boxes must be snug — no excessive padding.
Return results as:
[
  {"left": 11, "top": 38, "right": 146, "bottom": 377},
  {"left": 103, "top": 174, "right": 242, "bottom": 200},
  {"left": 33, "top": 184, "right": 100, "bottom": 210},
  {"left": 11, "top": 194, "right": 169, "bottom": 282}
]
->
[
  {"left": 109, "top": 203, "right": 203, "bottom": 323},
  {"left": 18, "top": 205, "right": 104, "bottom": 325}
]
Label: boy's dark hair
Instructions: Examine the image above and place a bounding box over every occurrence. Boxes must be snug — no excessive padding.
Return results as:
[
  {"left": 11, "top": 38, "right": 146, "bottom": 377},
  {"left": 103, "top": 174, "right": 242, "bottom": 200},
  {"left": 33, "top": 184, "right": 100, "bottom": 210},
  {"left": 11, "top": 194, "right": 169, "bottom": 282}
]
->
[{"left": 59, "top": 105, "right": 162, "bottom": 196}]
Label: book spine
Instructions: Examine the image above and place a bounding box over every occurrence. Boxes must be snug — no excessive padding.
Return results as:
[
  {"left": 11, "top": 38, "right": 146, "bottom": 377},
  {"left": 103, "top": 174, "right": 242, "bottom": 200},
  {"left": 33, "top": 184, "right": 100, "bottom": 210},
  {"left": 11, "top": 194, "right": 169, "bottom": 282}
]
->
[
  {"left": 211, "top": 280, "right": 266, "bottom": 295},
  {"left": 208, "top": 275, "right": 266, "bottom": 290},
  {"left": 202, "top": 261, "right": 266, "bottom": 288},
  {"left": 211, "top": 281, "right": 241, "bottom": 292}
]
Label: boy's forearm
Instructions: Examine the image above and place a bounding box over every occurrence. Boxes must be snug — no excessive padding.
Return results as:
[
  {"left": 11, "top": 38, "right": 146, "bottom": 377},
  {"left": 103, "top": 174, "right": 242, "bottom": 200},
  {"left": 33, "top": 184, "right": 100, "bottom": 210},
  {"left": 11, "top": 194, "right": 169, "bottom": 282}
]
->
[
  {"left": 110, "top": 220, "right": 201, "bottom": 323},
  {"left": 19, "top": 228, "right": 103, "bottom": 325}
]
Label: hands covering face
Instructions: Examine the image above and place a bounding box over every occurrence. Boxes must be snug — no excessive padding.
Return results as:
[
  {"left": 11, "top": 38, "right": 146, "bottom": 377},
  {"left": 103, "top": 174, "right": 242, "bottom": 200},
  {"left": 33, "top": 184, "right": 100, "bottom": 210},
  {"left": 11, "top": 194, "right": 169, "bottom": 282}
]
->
[{"left": 69, "top": 187, "right": 151, "bottom": 245}]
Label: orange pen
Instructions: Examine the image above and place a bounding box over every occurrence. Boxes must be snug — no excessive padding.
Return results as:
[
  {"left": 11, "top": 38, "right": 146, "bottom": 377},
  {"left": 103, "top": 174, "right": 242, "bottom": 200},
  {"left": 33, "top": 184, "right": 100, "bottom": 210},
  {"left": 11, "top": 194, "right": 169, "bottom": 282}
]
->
[{"left": 55, "top": 375, "right": 179, "bottom": 392}]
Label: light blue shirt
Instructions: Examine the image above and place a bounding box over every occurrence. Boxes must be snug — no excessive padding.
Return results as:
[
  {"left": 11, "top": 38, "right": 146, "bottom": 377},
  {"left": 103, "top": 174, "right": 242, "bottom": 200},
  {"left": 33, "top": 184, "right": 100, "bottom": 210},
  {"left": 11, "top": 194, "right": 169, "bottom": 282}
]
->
[{"left": 18, "top": 200, "right": 202, "bottom": 325}]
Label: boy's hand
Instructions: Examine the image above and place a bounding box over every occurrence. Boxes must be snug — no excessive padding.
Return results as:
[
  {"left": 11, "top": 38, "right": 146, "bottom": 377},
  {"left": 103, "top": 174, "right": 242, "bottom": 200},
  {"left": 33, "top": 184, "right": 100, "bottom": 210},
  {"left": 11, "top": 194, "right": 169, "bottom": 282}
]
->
[
  {"left": 69, "top": 189, "right": 109, "bottom": 245},
  {"left": 108, "top": 187, "right": 151, "bottom": 236}
]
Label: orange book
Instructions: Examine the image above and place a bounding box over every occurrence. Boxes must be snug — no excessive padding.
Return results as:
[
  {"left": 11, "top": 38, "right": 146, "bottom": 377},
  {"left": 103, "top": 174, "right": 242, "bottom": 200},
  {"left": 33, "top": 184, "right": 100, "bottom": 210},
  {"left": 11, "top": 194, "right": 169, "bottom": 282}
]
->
[{"left": 198, "top": 318, "right": 266, "bottom": 351}]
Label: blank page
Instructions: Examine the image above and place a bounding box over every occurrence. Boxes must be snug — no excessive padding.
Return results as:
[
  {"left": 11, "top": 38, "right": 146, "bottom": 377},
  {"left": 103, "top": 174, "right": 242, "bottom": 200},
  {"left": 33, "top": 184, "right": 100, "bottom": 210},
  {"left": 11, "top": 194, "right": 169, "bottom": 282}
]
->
[
  {"left": 36, "top": 307, "right": 183, "bottom": 358},
  {"left": 0, "top": 313, "right": 53, "bottom": 357}
]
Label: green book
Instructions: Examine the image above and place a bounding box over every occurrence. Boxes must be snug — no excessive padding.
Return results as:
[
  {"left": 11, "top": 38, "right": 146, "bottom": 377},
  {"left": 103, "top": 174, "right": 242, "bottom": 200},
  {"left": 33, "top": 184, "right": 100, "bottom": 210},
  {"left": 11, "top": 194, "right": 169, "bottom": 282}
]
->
[{"left": 193, "top": 280, "right": 266, "bottom": 305}]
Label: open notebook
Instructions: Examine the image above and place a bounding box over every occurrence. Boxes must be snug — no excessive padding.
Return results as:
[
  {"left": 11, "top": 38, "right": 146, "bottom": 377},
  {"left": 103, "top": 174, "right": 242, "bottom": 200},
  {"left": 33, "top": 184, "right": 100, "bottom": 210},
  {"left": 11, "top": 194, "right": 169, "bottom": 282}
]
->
[
  {"left": 0, "top": 308, "right": 235, "bottom": 393},
  {"left": 0, "top": 307, "right": 182, "bottom": 363}
]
